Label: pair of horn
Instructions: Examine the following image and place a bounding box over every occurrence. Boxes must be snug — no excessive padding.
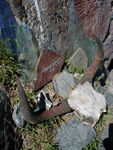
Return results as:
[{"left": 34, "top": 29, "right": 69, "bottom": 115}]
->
[{"left": 16, "top": 35, "right": 103, "bottom": 124}]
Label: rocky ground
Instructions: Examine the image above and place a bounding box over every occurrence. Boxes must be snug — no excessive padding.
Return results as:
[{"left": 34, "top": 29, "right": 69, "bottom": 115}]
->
[
  {"left": 1, "top": 68, "right": 112, "bottom": 150},
  {"left": 0, "top": 1, "right": 113, "bottom": 149}
]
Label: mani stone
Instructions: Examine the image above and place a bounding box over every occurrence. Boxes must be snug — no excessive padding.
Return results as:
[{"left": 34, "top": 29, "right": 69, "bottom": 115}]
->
[
  {"left": 55, "top": 118, "right": 96, "bottom": 150},
  {"left": 34, "top": 50, "right": 64, "bottom": 91},
  {"left": 68, "top": 82, "right": 106, "bottom": 127},
  {"left": 68, "top": 47, "right": 88, "bottom": 70},
  {"left": 53, "top": 71, "right": 78, "bottom": 99}
]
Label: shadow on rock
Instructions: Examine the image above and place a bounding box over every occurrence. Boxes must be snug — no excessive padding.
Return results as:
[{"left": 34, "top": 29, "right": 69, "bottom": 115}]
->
[
  {"left": 103, "top": 124, "right": 113, "bottom": 150},
  {"left": 0, "top": 90, "right": 22, "bottom": 150}
]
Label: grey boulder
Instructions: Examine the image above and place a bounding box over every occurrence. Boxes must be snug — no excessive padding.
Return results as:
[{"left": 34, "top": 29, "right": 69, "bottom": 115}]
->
[
  {"left": 53, "top": 71, "right": 78, "bottom": 99},
  {"left": 55, "top": 118, "right": 96, "bottom": 150}
]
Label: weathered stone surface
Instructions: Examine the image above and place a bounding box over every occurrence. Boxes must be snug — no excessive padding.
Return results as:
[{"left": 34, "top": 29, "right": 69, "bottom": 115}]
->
[
  {"left": 68, "top": 82, "right": 106, "bottom": 127},
  {"left": 55, "top": 118, "right": 96, "bottom": 150},
  {"left": 105, "top": 93, "right": 113, "bottom": 107},
  {"left": 74, "top": 0, "right": 111, "bottom": 39},
  {"left": 68, "top": 47, "right": 88, "bottom": 70},
  {"left": 7, "top": 0, "right": 113, "bottom": 83},
  {"left": 15, "top": 21, "right": 38, "bottom": 82},
  {"left": 22, "top": 0, "right": 68, "bottom": 53},
  {"left": 8, "top": 0, "right": 106, "bottom": 64},
  {"left": 104, "top": 20, "right": 113, "bottom": 68},
  {"left": 53, "top": 71, "right": 78, "bottom": 99},
  {"left": 34, "top": 50, "right": 64, "bottom": 91},
  {"left": 105, "top": 70, "right": 113, "bottom": 94}
]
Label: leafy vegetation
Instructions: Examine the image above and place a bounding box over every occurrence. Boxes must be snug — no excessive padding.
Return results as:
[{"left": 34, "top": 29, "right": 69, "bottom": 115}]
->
[
  {"left": 0, "top": 39, "right": 19, "bottom": 87},
  {"left": 83, "top": 138, "right": 98, "bottom": 150},
  {"left": 21, "top": 116, "right": 62, "bottom": 149},
  {"left": 83, "top": 106, "right": 113, "bottom": 150},
  {"left": 64, "top": 57, "right": 83, "bottom": 74}
]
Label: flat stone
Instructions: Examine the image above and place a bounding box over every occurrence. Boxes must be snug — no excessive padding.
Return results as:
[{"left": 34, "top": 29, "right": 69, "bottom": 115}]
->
[
  {"left": 55, "top": 118, "right": 96, "bottom": 150},
  {"left": 53, "top": 71, "right": 78, "bottom": 99},
  {"left": 68, "top": 47, "right": 88, "bottom": 70},
  {"left": 68, "top": 82, "right": 106, "bottom": 127},
  {"left": 105, "top": 93, "right": 113, "bottom": 107},
  {"left": 105, "top": 70, "right": 113, "bottom": 94},
  {"left": 34, "top": 50, "right": 64, "bottom": 91}
]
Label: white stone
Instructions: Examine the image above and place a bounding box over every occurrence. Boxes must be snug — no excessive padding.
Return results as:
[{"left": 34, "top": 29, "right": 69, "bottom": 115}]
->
[{"left": 68, "top": 82, "right": 106, "bottom": 127}]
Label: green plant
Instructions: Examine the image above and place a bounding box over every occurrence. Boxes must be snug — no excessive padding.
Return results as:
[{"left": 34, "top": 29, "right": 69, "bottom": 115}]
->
[
  {"left": 0, "top": 39, "right": 19, "bottom": 87},
  {"left": 83, "top": 138, "right": 98, "bottom": 150},
  {"left": 21, "top": 117, "right": 61, "bottom": 150},
  {"left": 44, "top": 143, "right": 58, "bottom": 150},
  {"left": 64, "top": 56, "right": 83, "bottom": 74},
  {"left": 83, "top": 106, "right": 113, "bottom": 150},
  {"left": 38, "top": 116, "right": 62, "bottom": 131}
]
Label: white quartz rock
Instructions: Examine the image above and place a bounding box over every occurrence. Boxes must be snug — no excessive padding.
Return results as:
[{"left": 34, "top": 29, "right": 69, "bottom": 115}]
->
[{"left": 68, "top": 82, "right": 106, "bottom": 127}]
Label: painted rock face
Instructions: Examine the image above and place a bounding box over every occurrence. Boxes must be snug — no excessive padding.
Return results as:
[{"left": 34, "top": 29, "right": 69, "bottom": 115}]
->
[{"left": 34, "top": 50, "right": 64, "bottom": 91}]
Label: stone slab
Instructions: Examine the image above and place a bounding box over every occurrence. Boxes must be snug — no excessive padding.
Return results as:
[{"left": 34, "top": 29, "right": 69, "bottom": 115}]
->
[
  {"left": 34, "top": 50, "right": 64, "bottom": 91},
  {"left": 68, "top": 47, "right": 88, "bottom": 70},
  {"left": 53, "top": 70, "right": 78, "bottom": 99},
  {"left": 55, "top": 118, "right": 96, "bottom": 150}
]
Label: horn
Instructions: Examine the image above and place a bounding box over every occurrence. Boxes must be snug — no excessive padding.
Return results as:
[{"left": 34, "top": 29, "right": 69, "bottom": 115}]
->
[
  {"left": 16, "top": 76, "right": 72, "bottom": 124},
  {"left": 81, "top": 35, "right": 103, "bottom": 84}
]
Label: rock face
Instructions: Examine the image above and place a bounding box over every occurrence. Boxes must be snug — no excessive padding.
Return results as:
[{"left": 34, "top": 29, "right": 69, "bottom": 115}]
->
[
  {"left": 0, "top": 90, "right": 22, "bottom": 150},
  {"left": 8, "top": 0, "right": 100, "bottom": 60},
  {"left": 68, "top": 82, "right": 106, "bottom": 127},
  {"left": 105, "top": 70, "right": 113, "bottom": 94},
  {"left": 6, "top": 0, "right": 113, "bottom": 81},
  {"left": 22, "top": 0, "right": 68, "bottom": 54},
  {"left": 0, "top": 0, "right": 16, "bottom": 53},
  {"left": 74, "top": 0, "right": 113, "bottom": 67},
  {"left": 104, "top": 20, "right": 113, "bottom": 68},
  {"left": 53, "top": 71, "right": 78, "bottom": 99},
  {"left": 74, "top": 0, "right": 111, "bottom": 39},
  {"left": 55, "top": 118, "right": 96, "bottom": 150}
]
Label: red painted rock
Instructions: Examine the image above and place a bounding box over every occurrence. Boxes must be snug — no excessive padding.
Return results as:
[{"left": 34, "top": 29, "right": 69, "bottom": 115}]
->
[
  {"left": 34, "top": 50, "right": 64, "bottom": 91},
  {"left": 74, "top": 0, "right": 111, "bottom": 39}
]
